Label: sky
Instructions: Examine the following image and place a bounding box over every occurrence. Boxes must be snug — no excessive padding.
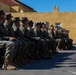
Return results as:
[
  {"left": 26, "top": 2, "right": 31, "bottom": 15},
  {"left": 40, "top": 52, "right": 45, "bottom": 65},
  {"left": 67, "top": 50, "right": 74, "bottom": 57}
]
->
[{"left": 19, "top": 0, "right": 76, "bottom": 12}]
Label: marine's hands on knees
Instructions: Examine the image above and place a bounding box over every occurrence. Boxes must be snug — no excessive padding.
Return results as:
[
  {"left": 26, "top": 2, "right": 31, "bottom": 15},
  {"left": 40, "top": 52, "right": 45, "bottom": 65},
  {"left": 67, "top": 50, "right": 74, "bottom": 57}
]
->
[{"left": 9, "top": 37, "right": 16, "bottom": 41}]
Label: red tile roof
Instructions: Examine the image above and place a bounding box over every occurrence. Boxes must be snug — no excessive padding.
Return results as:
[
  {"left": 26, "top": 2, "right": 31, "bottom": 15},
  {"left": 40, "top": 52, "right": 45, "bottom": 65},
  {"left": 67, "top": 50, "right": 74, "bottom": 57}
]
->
[
  {"left": 0, "top": 0, "right": 19, "bottom": 6},
  {"left": 0, "top": 0, "right": 36, "bottom": 12}
]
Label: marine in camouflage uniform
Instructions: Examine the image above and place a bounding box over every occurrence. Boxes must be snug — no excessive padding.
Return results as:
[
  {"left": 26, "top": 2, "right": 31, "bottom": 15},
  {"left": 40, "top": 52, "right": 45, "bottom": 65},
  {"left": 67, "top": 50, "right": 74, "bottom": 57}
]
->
[
  {"left": 49, "top": 25, "right": 65, "bottom": 50},
  {"left": 12, "top": 17, "right": 33, "bottom": 63},
  {"left": 19, "top": 18, "right": 38, "bottom": 60},
  {"left": 61, "top": 29, "right": 73, "bottom": 49},
  {"left": 34, "top": 22, "right": 49, "bottom": 59},
  {"left": 4, "top": 14, "right": 26, "bottom": 66},
  {"left": 27, "top": 20, "right": 41, "bottom": 59},
  {"left": 0, "top": 10, "right": 17, "bottom": 70},
  {"left": 41, "top": 23, "right": 57, "bottom": 55}
]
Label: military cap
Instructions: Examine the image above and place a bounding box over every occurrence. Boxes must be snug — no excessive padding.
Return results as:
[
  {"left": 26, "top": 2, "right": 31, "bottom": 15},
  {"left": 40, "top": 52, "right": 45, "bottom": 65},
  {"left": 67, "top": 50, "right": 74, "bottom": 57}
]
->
[
  {"left": 28, "top": 20, "right": 33, "bottom": 25},
  {"left": 21, "top": 17, "right": 28, "bottom": 23},
  {"left": 35, "top": 22, "right": 40, "bottom": 26},
  {"left": 0, "top": 10, "right": 5, "bottom": 15},
  {"left": 13, "top": 17, "right": 20, "bottom": 22},
  {"left": 5, "top": 13, "right": 13, "bottom": 19},
  {"left": 36, "top": 22, "right": 42, "bottom": 28},
  {"left": 36, "top": 22, "right": 41, "bottom": 26},
  {"left": 50, "top": 25, "right": 54, "bottom": 27},
  {"left": 41, "top": 22, "right": 44, "bottom": 24}
]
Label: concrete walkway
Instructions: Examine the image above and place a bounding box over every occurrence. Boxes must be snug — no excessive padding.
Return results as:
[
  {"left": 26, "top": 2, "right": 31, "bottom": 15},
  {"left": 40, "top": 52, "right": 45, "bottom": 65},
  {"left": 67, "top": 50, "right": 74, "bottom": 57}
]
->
[{"left": 0, "top": 45, "right": 76, "bottom": 75}]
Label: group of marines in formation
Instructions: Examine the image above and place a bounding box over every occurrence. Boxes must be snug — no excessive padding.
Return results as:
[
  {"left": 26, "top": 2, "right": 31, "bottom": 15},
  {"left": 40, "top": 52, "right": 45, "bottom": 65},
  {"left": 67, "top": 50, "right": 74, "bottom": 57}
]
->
[{"left": 0, "top": 10, "right": 73, "bottom": 70}]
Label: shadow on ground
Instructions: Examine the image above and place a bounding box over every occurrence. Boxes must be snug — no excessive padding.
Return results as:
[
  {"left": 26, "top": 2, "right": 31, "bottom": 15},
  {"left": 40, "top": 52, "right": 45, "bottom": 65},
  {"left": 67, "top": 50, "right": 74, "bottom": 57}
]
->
[
  {"left": 19, "top": 45, "right": 76, "bottom": 70},
  {"left": 20, "top": 50, "right": 76, "bottom": 70},
  {"left": 71, "top": 45, "right": 76, "bottom": 50}
]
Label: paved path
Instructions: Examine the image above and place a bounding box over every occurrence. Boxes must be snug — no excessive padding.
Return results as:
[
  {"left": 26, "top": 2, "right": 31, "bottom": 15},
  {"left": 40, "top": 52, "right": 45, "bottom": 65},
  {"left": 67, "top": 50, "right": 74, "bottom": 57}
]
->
[{"left": 0, "top": 45, "right": 76, "bottom": 75}]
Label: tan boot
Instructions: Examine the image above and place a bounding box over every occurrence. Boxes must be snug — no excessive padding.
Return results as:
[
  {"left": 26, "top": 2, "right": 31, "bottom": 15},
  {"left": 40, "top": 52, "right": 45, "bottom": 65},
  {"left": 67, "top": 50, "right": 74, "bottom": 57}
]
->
[
  {"left": 6, "top": 65, "right": 18, "bottom": 70},
  {"left": 2, "top": 59, "right": 18, "bottom": 70}
]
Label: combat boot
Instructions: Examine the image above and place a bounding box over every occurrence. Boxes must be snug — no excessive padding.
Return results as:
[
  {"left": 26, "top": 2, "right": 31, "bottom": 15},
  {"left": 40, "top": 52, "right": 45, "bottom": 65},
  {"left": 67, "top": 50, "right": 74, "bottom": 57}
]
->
[
  {"left": 7, "top": 65, "right": 18, "bottom": 70},
  {"left": 2, "top": 59, "right": 18, "bottom": 70},
  {"left": 2, "top": 64, "right": 18, "bottom": 70}
]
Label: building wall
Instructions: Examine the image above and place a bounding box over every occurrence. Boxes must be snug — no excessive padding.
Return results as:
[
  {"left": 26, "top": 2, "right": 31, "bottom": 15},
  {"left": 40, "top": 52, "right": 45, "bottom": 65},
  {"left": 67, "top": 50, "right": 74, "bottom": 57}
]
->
[
  {"left": 0, "top": 3, "right": 10, "bottom": 12},
  {"left": 11, "top": 12, "right": 76, "bottom": 44}
]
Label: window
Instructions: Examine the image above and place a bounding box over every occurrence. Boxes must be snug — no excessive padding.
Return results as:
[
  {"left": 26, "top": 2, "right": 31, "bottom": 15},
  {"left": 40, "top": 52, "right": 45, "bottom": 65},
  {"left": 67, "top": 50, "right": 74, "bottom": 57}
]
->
[{"left": 55, "top": 22, "right": 62, "bottom": 27}]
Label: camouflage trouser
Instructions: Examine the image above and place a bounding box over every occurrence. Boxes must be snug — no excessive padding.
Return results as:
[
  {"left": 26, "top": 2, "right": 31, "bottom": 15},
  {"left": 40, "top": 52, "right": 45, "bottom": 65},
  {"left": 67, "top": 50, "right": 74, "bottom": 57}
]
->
[
  {"left": 28, "top": 37, "right": 41, "bottom": 58},
  {"left": 0, "top": 41, "right": 15, "bottom": 61},
  {"left": 46, "top": 39, "right": 56, "bottom": 53},
  {"left": 0, "top": 40, "right": 15, "bottom": 69},
  {"left": 39, "top": 39, "right": 48, "bottom": 58},
  {"left": 12, "top": 39, "right": 22, "bottom": 63},
  {"left": 19, "top": 39, "right": 28, "bottom": 55},
  {"left": 29, "top": 37, "right": 46, "bottom": 58},
  {"left": 55, "top": 39, "right": 65, "bottom": 50},
  {"left": 12, "top": 40, "right": 19, "bottom": 56},
  {"left": 64, "top": 38, "right": 73, "bottom": 49},
  {"left": 15, "top": 39, "right": 22, "bottom": 55},
  {"left": 26, "top": 40, "right": 35, "bottom": 56}
]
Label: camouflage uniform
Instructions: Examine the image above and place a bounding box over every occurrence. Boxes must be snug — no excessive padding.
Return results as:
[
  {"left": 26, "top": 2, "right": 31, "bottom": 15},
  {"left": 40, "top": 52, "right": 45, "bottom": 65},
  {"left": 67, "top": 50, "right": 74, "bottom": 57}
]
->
[
  {"left": 49, "top": 26, "right": 65, "bottom": 50},
  {"left": 62, "top": 29, "right": 73, "bottom": 49},
  {"left": 0, "top": 11, "right": 16, "bottom": 70},
  {"left": 34, "top": 23, "right": 49, "bottom": 59},
  {"left": 4, "top": 14, "right": 25, "bottom": 66},
  {"left": 19, "top": 19, "right": 36, "bottom": 60},
  {"left": 12, "top": 17, "right": 33, "bottom": 63},
  {"left": 41, "top": 24, "right": 56, "bottom": 55}
]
